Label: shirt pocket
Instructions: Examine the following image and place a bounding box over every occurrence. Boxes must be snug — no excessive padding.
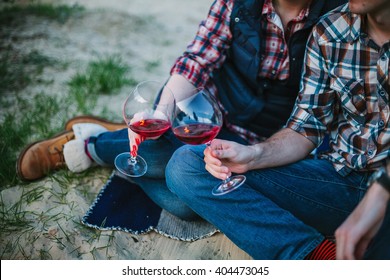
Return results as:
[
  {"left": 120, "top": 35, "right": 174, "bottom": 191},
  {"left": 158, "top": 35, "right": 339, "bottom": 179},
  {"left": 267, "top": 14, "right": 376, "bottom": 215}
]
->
[{"left": 331, "top": 78, "right": 367, "bottom": 126}]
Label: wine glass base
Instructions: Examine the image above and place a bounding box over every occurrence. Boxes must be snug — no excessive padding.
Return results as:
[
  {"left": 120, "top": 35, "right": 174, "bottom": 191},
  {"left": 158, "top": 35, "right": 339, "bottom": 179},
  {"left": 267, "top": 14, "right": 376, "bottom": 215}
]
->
[
  {"left": 114, "top": 153, "right": 147, "bottom": 177},
  {"left": 212, "top": 175, "right": 246, "bottom": 196}
]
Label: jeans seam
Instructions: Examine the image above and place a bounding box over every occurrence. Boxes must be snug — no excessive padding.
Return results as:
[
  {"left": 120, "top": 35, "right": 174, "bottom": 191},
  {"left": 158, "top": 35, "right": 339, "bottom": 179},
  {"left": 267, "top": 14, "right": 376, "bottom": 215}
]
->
[
  {"left": 252, "top": 170, "right": 353, "bottom": 214},
  {"left": 269, "top": 168, "right": 366, "bottom": 191}
]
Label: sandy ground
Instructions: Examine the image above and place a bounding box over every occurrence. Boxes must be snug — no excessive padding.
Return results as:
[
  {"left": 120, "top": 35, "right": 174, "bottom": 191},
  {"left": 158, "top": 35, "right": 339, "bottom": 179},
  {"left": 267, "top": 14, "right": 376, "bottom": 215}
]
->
[{"left": 0, "top": 0, "right": 252, "bottom": 260}]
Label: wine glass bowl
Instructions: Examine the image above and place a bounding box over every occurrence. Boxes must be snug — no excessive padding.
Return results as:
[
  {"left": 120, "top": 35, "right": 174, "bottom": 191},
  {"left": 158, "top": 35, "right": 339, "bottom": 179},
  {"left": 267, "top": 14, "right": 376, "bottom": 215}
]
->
[
  {"left": 172, "top": 88, "right": 246, "bottom": 196},
  {"left": 115, "top": 80, "right": 175, "bottom": 177},
  {"left": 172, "top": 88, "right": 223, "bottom": 145}
]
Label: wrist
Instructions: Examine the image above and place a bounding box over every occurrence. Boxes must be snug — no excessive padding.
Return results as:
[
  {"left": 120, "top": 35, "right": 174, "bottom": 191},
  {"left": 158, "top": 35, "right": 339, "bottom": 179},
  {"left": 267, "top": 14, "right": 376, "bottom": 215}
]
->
[
  {"left": 369, "top": 181, "right": 390, "bottom": 202},
  {"left": 368, "top": 167, "right": 390, "bottom": 197},
  {"left": 247, "top": 144, "right": 263, "bottom": 170}
]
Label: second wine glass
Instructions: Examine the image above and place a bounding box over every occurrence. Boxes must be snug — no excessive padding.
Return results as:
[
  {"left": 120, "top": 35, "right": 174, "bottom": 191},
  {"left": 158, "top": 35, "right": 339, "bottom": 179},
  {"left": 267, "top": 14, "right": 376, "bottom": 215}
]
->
[
  {"left": 115, "top": 80, "right": 175, "bottom": 177},
  {"left": 172, "top": 88, "right": 246, "bottom": 196}
]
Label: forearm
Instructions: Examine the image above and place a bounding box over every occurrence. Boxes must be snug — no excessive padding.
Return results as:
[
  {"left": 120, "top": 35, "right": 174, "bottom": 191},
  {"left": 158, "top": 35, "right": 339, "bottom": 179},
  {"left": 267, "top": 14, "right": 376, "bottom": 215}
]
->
[
  {"left": 165, "top": 74, "right": 196, "bottom": 102},
  {"left": 248, "top": 128, "right": 316, "bottom": 170}
]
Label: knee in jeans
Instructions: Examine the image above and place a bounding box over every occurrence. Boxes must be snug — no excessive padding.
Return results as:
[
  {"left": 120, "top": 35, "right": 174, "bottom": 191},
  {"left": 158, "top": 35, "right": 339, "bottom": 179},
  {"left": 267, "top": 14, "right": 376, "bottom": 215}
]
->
[
  {"left": 166, "top": 145, "right": 203, "bottom": 196},
  {"left": 166, "top": 146, "right": 187, "bottom": 192}
]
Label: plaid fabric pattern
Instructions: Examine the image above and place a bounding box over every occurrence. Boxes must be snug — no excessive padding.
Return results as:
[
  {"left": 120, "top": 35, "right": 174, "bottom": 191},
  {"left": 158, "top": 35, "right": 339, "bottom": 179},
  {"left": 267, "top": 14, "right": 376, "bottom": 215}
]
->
[
  {"left": 170, "top": 0, "right": 309, "bottom": 143},
  {"left": 287, "top": 4, "right": 390, "bottom": 175},
  {"left": 260, "top": 0, "right": 309, "bottom": 80}
]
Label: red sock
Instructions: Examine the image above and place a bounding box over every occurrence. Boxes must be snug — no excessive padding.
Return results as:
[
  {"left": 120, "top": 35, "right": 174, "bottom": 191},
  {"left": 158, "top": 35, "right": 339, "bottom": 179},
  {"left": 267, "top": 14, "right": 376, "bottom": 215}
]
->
[
  {"left": 84, "top": 139, "right": 94, "bottom": 161},
  {"left": 305, "top": 239, "right": 336, "bottom": 260}
]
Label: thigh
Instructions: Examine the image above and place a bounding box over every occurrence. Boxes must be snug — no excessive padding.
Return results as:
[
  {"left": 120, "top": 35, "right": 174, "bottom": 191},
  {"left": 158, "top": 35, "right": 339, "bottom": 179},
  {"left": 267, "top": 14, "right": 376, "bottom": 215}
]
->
[
  {"left": 95, "top": 129, "right": 184, "bottom": 177},
  {"left": 166, "top": 145, "right": 325, "bottom": 259},
  {"left": 139, "top": 127, "right": 247, "bottom": 178},
  {"left": 137, "top": 130, "right": 184, "bottom": 178},
  {"left": 245, "top": 159, "right": 371, "bottom": 235}
]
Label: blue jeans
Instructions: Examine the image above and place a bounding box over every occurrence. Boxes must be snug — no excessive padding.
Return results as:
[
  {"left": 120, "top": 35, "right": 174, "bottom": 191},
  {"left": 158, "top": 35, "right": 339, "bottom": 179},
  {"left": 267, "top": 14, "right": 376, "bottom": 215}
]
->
[
  {"left": 86, "top": 128, "right": 247, "bottom": 221},
  {"left": 165, "top": 145, "right": 388, "bottom": 259}
]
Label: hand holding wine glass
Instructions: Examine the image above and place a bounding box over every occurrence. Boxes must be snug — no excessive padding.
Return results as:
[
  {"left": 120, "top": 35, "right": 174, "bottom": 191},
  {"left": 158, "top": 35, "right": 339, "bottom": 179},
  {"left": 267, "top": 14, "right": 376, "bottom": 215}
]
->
[
  {"left": 172, "top": 88, "right": 246, "bottom": 195},
  {"left": 115, "top": 80, "right": 175, "bottom": 177},
  {"left": 204, "top": 139, "right": 253, "bottom": 178}
]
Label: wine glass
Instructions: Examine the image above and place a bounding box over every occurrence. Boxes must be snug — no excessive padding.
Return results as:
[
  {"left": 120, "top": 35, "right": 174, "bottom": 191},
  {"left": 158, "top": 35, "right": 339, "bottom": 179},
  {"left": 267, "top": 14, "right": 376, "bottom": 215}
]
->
[
  {"left": 115, "top": 80, "right": 175, "bottom": 177},
  {"left": 172, "top": 88, "right": 246, "bottom": 196}
]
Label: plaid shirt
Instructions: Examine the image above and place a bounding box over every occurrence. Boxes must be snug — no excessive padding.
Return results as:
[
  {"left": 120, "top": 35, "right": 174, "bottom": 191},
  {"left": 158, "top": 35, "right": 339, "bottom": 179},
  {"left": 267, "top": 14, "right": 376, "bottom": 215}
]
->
[
  {"left": 287, "top": 4, "right": 390, "bottom": 175},
  {"left": 170, "top": 0, "right": 309, "bottom": 144}
]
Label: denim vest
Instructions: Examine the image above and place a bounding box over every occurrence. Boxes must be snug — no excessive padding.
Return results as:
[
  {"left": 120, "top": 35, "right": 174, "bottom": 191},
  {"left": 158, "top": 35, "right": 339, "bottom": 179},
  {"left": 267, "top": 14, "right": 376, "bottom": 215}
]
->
[{"left": 212, "top": 0, "right": 346, "bottom": 137}]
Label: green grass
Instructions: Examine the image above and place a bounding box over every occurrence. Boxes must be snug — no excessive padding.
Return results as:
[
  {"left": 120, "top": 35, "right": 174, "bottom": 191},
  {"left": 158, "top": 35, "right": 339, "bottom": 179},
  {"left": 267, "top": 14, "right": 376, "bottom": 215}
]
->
[
  {"left": 0, "top": 5, "right": 135, "bottom": 188},
  {"left": 0, "top": 54, "right": 135, "bottom": 189},
  {"left": 68, "top": 55, "right": 137, "bottom": 114},
  {"left": 0, "top": 3, "right": 84, "bottom": 25},
  {"left": 0, "top": 6, "right": 136, "bottom": 189},
  {"left": 0, "top": 93, "right": 69, "bottom": 188},
  {"left": 0, "top": 2, "right": 143, "bottom": 259},
  {"left": 0, "top": 48, "right": 58, "bottom": 92},
  {"left": 145, "top": 59, "right": 161, "bottom": 72}
]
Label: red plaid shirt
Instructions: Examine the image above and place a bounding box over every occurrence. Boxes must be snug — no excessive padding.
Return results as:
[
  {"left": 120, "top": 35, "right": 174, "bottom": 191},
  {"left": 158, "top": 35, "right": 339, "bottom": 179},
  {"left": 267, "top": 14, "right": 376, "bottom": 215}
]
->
[{"left": 170, "top": 0, "right": 309, "bottom": 143}]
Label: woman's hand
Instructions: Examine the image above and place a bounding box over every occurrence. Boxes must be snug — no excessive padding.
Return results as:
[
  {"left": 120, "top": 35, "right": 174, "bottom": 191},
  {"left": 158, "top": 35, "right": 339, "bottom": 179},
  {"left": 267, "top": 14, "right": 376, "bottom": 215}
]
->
[
  {"left": 127, "top": 128, "right": 145, "bottom": 157},
  {"left": 128, "top": 111, "right": 167, "bottom": 156},
  {"left": 204, "top": 139, "right": 257, "bottom": 180}
]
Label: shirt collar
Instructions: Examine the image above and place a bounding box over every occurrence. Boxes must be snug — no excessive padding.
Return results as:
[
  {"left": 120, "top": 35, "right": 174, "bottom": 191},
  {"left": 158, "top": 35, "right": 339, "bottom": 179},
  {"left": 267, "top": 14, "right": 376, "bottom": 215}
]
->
[
  {"left": 348, "top": 11, "right": 363, "bottom": 42},
  {"left": 262, "top": 0, "right": 311, "bottom": 21}
]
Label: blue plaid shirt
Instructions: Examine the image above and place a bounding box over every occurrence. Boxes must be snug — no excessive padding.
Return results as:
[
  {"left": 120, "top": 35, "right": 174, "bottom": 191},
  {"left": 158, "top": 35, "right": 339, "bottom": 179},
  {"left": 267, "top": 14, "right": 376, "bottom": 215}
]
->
[{"left": 287, "top": 4, "right": 390, "bottom": 175}]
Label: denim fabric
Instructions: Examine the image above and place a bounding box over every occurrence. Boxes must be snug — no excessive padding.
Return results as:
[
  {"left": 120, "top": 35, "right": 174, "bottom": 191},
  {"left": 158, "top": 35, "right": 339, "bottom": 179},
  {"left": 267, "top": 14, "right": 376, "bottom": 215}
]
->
[
  {"left": 363, "top": 203, "right": 390, "bottom": 260},
  {"left": 86, "top": 128, "right": 247, "bottom": 221},
  {"left": 166, "top": 145, "right": 374, "bottom": 259}
]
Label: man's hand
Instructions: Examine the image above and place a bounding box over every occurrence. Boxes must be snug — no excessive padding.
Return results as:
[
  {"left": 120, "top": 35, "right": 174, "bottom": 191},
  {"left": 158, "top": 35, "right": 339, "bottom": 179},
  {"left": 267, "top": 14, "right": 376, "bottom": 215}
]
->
[
  {"left": 335, "top": 182, "right": 390, "bottom": 260},
  {"left": 203, "top": 128, "right": 315, "bottom": 180},
  {"left": 204, "top": 139, "right": 257, "bottom": 180}
]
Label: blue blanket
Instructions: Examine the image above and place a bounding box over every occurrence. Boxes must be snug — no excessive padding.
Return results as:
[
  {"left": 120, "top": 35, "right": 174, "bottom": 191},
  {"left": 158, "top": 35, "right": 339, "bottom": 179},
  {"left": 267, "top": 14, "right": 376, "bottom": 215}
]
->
[{"left": 82, "top": 171, "right": 218, "bottom": 241}]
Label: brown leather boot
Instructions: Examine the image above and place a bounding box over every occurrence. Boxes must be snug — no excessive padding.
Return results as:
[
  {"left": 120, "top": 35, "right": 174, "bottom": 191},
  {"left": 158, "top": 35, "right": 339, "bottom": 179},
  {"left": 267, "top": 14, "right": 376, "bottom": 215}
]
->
[
  {"left": 65, "top": 115, "right": 127, "bottom": 131},
  {"left": 16, "top": 130, "right": 75, "bottom": 181}
]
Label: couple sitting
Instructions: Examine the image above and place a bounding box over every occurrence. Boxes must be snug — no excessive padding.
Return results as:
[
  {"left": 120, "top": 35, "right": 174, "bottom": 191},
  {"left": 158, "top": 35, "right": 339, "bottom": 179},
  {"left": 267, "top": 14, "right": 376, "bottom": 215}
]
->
[{"left": 17, "top": 0, "right": 390, "bottom": 259}]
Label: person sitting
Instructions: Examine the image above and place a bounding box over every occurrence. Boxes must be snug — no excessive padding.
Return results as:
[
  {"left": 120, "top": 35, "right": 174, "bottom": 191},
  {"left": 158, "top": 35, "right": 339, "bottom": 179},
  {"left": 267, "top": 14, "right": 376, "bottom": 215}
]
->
[
  {"left": 165, "top": 0, "right": 390, "bottom": 259},
  {"left": 17, "top": 0, "right": 346, "bottom": 222}
]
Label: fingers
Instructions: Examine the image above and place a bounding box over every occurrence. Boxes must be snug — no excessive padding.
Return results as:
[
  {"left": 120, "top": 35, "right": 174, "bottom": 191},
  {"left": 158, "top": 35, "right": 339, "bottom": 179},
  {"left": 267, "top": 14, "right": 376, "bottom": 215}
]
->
[
  {"left": 128, "top": 128, "right": 145, "bottom": 157},
  {"left": 204, "top": 146, "right": 231, "bottom": 180},
  {"left": 208, "top": 139, "right": 234, "bottom": 159},
  {"left": 335, "top": 225, "right": 358, "bottom": 260}
]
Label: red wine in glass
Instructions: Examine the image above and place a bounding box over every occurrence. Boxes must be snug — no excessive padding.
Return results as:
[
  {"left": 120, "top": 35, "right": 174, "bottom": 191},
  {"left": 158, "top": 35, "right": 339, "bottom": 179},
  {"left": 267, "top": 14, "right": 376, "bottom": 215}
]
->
[
  {"left": 172, "top": 123, "right": 220, "bottom": 145},
  {"left": 114, "top": 80, "right": 175, "bottom": 177},
  {"left": 172, "top": 88, "right": 246, "bottom": 196},
  {"left": 130, "top": 119, "right": 171, "bottom": 138}
]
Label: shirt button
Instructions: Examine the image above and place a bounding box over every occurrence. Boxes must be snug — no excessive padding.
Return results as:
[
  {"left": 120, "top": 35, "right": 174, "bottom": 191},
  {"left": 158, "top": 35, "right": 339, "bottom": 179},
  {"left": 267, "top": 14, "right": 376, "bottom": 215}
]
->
[
  {"left": 235, "top": 17, "right": 240, "bottom": 23},
  {"left": 271, "top": 70, "right": 276, "bottom": 75},
  {"left": 379, "top": 120, "right": 385, "bottom": 127},
  {"left": 381, "top": 55, "right": 386, "bottom": 61},
  {"left": 292, "top": 57, "right": 296, "bottom": 61},
  {"left": 368, "top": 150, "right": 374, "bottom": 156},
  {"left": 379, "top": 90, "right": 385, "bottom": 96}
]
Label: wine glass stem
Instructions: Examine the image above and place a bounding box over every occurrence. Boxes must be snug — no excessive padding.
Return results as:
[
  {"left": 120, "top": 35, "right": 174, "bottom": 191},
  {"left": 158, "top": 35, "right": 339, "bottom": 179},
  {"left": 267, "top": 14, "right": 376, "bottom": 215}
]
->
[
  {"left": 206, "top": 141, "right": 230, "bottom": 189},
  {"left": 221, "top": 177, "right": 231, "bottom": 189},
  {"left": 128, "top": 156, "right": 137, "bottom": 165}
]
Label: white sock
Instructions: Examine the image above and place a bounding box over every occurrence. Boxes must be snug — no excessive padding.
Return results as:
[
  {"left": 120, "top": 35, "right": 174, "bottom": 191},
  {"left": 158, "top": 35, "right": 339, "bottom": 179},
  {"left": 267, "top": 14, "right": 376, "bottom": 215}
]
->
[
  {"left": 63, "top": 123, "right": 108, "bottom": 173},
  {"left": 72, "top": 123, "right": 107, "bottom": 140},
  {"left": 63, "top": 139, "right": 92, "bottom": 173}
]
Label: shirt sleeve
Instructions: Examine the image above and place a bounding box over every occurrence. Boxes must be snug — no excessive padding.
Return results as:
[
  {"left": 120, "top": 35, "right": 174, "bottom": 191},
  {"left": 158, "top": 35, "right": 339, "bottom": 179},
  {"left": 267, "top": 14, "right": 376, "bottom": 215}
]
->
[
  {"left": 286, "top": 26, "right": 336, "bottom": 147},
  {"left": 170, "top": 0, "right": 233, "bottom": 87}
]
